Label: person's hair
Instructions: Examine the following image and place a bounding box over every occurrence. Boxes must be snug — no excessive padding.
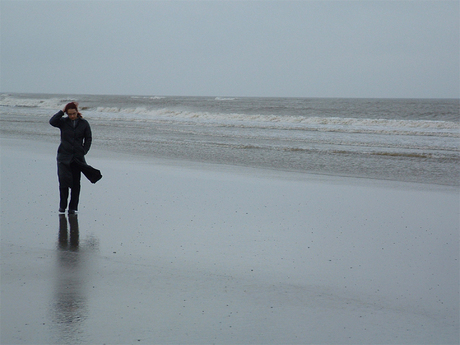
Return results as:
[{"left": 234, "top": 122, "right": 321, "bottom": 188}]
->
[{"left": 64, "top": 102, "right": 82, "bottom": 118}]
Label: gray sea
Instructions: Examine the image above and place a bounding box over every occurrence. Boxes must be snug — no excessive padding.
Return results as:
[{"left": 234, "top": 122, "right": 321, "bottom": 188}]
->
[{"left": 1, "top": 93, "right": 459, "bottom": 186}]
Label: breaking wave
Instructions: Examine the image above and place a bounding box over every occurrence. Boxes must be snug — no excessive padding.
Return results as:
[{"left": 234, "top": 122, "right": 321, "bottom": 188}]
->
[
  {"left": 0, "top": 96, "right": 73, "bottom": 109},
  {"left": 89, "top": 106, "right": 459, "bottom": 137},
  {"left": 2, "top": 94, "right": 458, "bottom": 137}
]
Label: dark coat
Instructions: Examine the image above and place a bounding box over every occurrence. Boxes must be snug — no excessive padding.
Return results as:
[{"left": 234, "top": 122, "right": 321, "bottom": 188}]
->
[
  {"left": 50, "top": 111, "right": 102, "bottom": 185},
  {"left": 49, "top": 110, "right": 92, "bottom": 164}
]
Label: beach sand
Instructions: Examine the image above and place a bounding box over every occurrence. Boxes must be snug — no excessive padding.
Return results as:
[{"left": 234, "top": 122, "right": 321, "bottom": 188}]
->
[{"left": 1, "top": 137, "right": 459, "bottom": 344}]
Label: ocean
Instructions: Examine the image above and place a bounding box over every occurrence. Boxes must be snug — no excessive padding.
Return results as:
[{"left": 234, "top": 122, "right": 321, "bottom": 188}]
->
[{"left": 1, "top": 93, "right": 459, "bottom": 186}]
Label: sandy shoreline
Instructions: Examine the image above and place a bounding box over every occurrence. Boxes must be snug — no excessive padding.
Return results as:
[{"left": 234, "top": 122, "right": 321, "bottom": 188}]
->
[{"left": 1, "top": 136, "right": 459, "bottom": 344}]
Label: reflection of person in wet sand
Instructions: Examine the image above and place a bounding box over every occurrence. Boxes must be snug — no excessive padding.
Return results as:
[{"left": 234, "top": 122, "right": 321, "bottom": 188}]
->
[
  {"left": 58, "top": 213, "right": 80, "bottom": 251},
  {"left": 52, "top": 214, "right": 88, "bottom": 343}
]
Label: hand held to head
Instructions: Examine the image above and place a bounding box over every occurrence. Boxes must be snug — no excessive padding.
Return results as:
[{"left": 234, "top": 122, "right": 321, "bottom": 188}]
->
[{"left": 63, "top": 102, "right": 81, "bottom": 118}]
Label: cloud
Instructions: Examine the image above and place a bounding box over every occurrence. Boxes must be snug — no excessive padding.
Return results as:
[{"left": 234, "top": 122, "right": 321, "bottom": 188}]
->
[{"left": 1, "top": 0, "right": 458, "bottom": 98}]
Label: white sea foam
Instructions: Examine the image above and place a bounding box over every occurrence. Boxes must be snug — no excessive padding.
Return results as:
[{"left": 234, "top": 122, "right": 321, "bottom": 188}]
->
[
  {"left": 215, "top": 97, "right": 237, "bottom": 101},
  {"left": 130, "top": 96, "right": 166, "bottom": 100},
  {"left": 88, "top": 107, "right": 459, "bottom": 138},
  {"left": 1, "top": 95, "right": 458, "bottom": 137},
  {"left": 0, "top": 96, "right": 71, "bottom": 109}
]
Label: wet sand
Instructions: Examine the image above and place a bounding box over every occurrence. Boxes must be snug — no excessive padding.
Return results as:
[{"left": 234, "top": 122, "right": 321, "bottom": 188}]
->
[{"left": 1, "top": 137, "right": 459, "bottom": 344}]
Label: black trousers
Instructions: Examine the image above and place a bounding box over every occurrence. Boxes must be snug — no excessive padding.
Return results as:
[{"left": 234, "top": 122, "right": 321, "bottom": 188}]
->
[{"left": 58, "top": 162, "right": 81, "bottom": 211}]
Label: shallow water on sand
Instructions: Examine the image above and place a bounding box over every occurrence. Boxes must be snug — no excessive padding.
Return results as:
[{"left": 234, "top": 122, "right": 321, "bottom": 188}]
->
[{"left": 1, "top": 138, "right": 458, "bottom": 344}]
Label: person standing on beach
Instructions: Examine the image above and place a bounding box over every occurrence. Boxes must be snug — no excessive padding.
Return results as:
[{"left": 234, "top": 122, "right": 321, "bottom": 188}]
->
[{"left": 50, "top": 102, "right": 102, "bottom": 214}]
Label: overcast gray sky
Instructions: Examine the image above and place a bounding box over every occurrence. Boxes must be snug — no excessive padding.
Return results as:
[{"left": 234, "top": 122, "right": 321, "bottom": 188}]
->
[{"left": 1, "top": 0, "right": 458, "bottom": 98}]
